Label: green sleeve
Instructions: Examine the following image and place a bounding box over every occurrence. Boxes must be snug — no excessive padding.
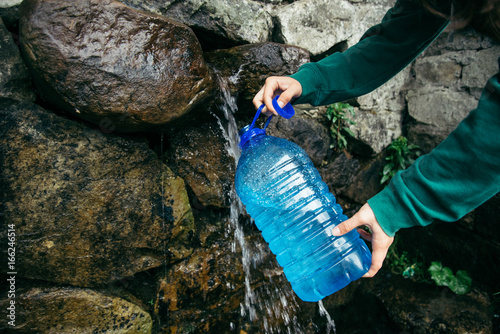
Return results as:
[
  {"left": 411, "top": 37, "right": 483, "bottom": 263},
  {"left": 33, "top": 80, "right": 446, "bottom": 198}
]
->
[
  {"left": 290, "top": 0, "right": 449, "bottom": 106},
  {"left": 368, "top": 71, "right": 500, "bottom": 236}
]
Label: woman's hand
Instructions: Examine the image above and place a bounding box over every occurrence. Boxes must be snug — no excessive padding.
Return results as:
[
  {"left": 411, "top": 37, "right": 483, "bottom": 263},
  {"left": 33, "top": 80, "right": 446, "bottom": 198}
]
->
[
  {"left": 253, "top": 76, "right": 302, "bottom": 116},
  {"left": 332, "top": 203, "right": 394, "bottom": 277}
]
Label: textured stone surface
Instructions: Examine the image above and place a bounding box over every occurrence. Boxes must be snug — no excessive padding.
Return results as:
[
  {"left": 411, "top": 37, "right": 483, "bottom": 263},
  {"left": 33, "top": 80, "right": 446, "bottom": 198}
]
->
[
  {"left": 267, "top": 111, "right": 330, "bottom": 166},
  {"left": 274, "top": 0, "right": 393, "bottom": 55},
  {"left": 407, "top": 88, "right": 478, "bottom": 129},
  {"left": 0, "top": 287, "right": 153, "bottom": 333},
  {"left": 19, "top": 0, "right": 215, "bottom": 132},
  {"left": 379, "top": 276, "right": 493, "bottom": 333},
  {"left": 206, "top": 42, "right": 310, "bottom": 102},
  {"left": 405, "top": 33, "right": 499, "bottom": 149},
  {"left": 0, "top": 1, "right": 498, "bottom": 332},
  {"left": 0, "top": 0, "right": 22, "bottom": 27},
  {"left": 0, "top": 99, "right": 194, "bottom": 286},
  {"left": 119, "top": 0, "right": 274, "bottom": 45},
  {"left": 168, "top": 120, "right": 235, "bottom": 208}
]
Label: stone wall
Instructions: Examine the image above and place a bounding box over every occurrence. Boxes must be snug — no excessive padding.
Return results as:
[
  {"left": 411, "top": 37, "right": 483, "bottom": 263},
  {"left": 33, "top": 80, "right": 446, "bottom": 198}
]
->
[{"left": 1, "top": 0, "right": 499, "bottom": 333}]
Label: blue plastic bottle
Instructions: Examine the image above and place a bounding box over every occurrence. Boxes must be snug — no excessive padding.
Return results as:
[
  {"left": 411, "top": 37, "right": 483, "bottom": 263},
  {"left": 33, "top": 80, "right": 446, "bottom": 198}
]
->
[{"left": 235, "top": 97, "right": 371, "bottom": 302}]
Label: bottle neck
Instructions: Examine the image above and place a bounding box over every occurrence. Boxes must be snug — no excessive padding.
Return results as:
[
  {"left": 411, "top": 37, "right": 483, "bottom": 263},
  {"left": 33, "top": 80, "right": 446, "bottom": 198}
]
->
[{"left": 239, "top": 125, "right": 266, "bottom": 149}]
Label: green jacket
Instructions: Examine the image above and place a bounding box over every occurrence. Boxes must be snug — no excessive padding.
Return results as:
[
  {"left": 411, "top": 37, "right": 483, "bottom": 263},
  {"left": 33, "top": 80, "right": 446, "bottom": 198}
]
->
[{"left": 290, "top": 0, "right": 500, "bottom": 236}]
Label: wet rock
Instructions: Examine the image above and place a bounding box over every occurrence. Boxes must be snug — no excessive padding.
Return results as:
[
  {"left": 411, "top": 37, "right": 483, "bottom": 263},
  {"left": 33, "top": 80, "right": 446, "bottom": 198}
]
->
[
  {"left": 154, "top": 242, "right": 245, "bottom": 332},
  {"left": 397, "top": 211, "right": 500, "bottom": 292},
  {"left": 267, "top": 109, "right": 330, "bottom": 166},
  {"left": 206, "top": 42, "right": 310, "bottom": 103},
  {"left": 153, "top": 225, "right": 316, "bottom": 333},
  {"left": 0, "top": 18, "right": 35, "bottom": 102},
  {"left": 118, "top": 0, "right": 274, "bottom": 46},
  {"left": 318, "top": 152, "right": 361, "bottom": 198},
  {"left": 326, "top": 268, "right": 495, "bottom": 334},
  {"left": 343, "top": 153, "right": 385, "bottom": 204},
  {"left": 167, "top": 120, "right": 235, "bottom": 208},
  {"left": 379, "top": 278, "right": 493, "bottom": 334},
  {"left": 19, "top": 0, "right": 215, "bottom": 132},
  {"left": 0, "top": 99, "right": 194, "bottom": 286},
  {"left": 0, "top": 287, "right": 152, "bottom": 333}
]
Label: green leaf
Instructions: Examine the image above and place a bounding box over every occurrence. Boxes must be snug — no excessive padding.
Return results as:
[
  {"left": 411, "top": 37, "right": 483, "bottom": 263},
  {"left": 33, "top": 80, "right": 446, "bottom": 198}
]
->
[
  {"left": 343, "top": 127, "right": 356, "bottom": 137},
  {"left": 429, "top": 261, "right": 452, "bottom": 286},
  {"left": 448, "top": 271, "right": 472, "bottom": 295},
  {"left": 340, "top": 136, "right": 347, "bottom": 149},
  {"left": 428, "top": 262, "right": 472, "bottom": 294},
  {"left": 380, "top": 174, "right": 390, "bottom": 184},
  {"left": 397, "top": 155, "right": 406, "bottom": 169},
  {"left": 428, "top": 261, "right": 442, "bottom": 272},
  {"left": 382, "top": 163, "right": 393, "bottom": 175},
  {"left": 403, "top": 265, "right": 415, "bottom": 278},
  {"left": 456, "top": 270, "right": 472, "bottom": 285}
]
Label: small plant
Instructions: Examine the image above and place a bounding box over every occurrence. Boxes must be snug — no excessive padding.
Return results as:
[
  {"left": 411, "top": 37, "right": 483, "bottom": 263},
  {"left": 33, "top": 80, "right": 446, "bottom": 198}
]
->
[
  {"left": 386, "top": 237, "right": 428, "bottom": 282},
  {"left": 428, "top": 261, "right": 472, "bottom": 295},
  {"left": 326, "top": 102, "right": 356, "bottom": 151},
  {"left": 381, "top": 136, "right": 420, "bottom": 185}
]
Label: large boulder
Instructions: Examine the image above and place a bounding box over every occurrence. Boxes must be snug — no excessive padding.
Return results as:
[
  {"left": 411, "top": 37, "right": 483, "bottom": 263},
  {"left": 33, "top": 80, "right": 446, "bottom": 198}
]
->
[
  {"left": 274, "top": 0, "right": 393, "bottom": 56},
  {"left": 0, "top": 17, "right": 34, "bottom": 102},
  {"left": 19, "top": 0, "right": 215, "bottom": 132},
  {"left": 0, "top": 99, "right": 194, "bottom": 286},
  {"left": 118, "top": 0, "right": 274, "bottom": 46},
  {"left": 0, "top": 287, "right": 152, "bottom": 333}
]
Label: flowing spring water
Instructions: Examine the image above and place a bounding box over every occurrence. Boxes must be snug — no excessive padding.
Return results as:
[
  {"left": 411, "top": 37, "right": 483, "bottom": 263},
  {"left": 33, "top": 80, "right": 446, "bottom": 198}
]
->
[{"left": 215, "top": 73, "right": 336, "bottom": 333}]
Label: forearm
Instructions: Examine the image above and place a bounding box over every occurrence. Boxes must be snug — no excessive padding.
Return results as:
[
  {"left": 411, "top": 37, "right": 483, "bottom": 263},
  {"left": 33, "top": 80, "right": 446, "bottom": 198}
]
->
[
  {"left": 291, "top": 0, "right": 449, "bottom": 106},
  {"left": 368, "top": 71, "right": 500, "bottom": 236}
]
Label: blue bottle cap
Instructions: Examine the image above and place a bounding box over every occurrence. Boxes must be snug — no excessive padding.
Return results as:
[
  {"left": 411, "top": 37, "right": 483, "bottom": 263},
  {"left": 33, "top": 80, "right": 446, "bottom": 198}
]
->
[{"left": 272, "top": 96, "right": 295, "bottom": 119}]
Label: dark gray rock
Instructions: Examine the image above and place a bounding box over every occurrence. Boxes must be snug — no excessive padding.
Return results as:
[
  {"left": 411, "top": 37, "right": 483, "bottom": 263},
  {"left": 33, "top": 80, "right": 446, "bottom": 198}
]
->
[
  {"left": 0, "top": 99, "right": 194, "bottom": 286},
  {"left": 0, "top": 287, "right": 153, "bottom": 333},
  {"left": 168, "top": 120, "right": 235, "bottom": 208},
  {"left": 0, "top": 17, "right": 35, "bottom": 102},
  {"left": 267, "top": 113, "right": 330, "bottom": 166},
  {"left": 0, "top": 0, "right": 22, "bottom": 28},
  {"left": 206, "top": 42, "right": 310, "bottom": 103},
  {"left": 19, "top": 0, "right": 215, "bottom": 132}
]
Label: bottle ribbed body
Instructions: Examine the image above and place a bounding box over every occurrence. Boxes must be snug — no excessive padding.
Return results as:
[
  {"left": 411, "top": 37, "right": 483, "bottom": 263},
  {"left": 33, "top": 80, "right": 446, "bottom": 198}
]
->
[{"left": 235, "top": 134, "right": 371, "bottom": 302}]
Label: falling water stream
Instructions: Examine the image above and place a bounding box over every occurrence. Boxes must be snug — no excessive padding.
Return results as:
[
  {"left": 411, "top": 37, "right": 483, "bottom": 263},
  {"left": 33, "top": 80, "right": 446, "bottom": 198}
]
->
[{"left": 214, "top": 73, "right": 337, "bottom": 333}]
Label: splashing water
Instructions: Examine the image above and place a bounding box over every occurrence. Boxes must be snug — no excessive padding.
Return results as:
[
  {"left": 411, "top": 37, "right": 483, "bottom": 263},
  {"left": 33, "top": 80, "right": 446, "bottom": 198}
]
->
[
  {"left": 318, "top": 300, "right": 337, "bottom": 334},
  {"left": 215, "top": 72, "right": 258, "bottom": 322},
  {"left": 215, "top": 72, "right": 336, "bottom": 333}
]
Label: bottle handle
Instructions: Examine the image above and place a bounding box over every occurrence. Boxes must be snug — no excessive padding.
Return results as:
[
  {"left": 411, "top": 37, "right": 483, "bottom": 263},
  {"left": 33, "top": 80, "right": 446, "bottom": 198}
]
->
[{"left": 249, "top": 95, "right": 295, "bottom": 131}]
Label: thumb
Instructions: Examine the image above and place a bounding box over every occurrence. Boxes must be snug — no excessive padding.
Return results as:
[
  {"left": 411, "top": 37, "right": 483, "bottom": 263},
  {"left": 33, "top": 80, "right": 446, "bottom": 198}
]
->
[
  {"left": 277, "top": 92, "right": 293, "bottom": 108},
  {"left": 332, "top": 216, "right": 359, "bottom": 237}
]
